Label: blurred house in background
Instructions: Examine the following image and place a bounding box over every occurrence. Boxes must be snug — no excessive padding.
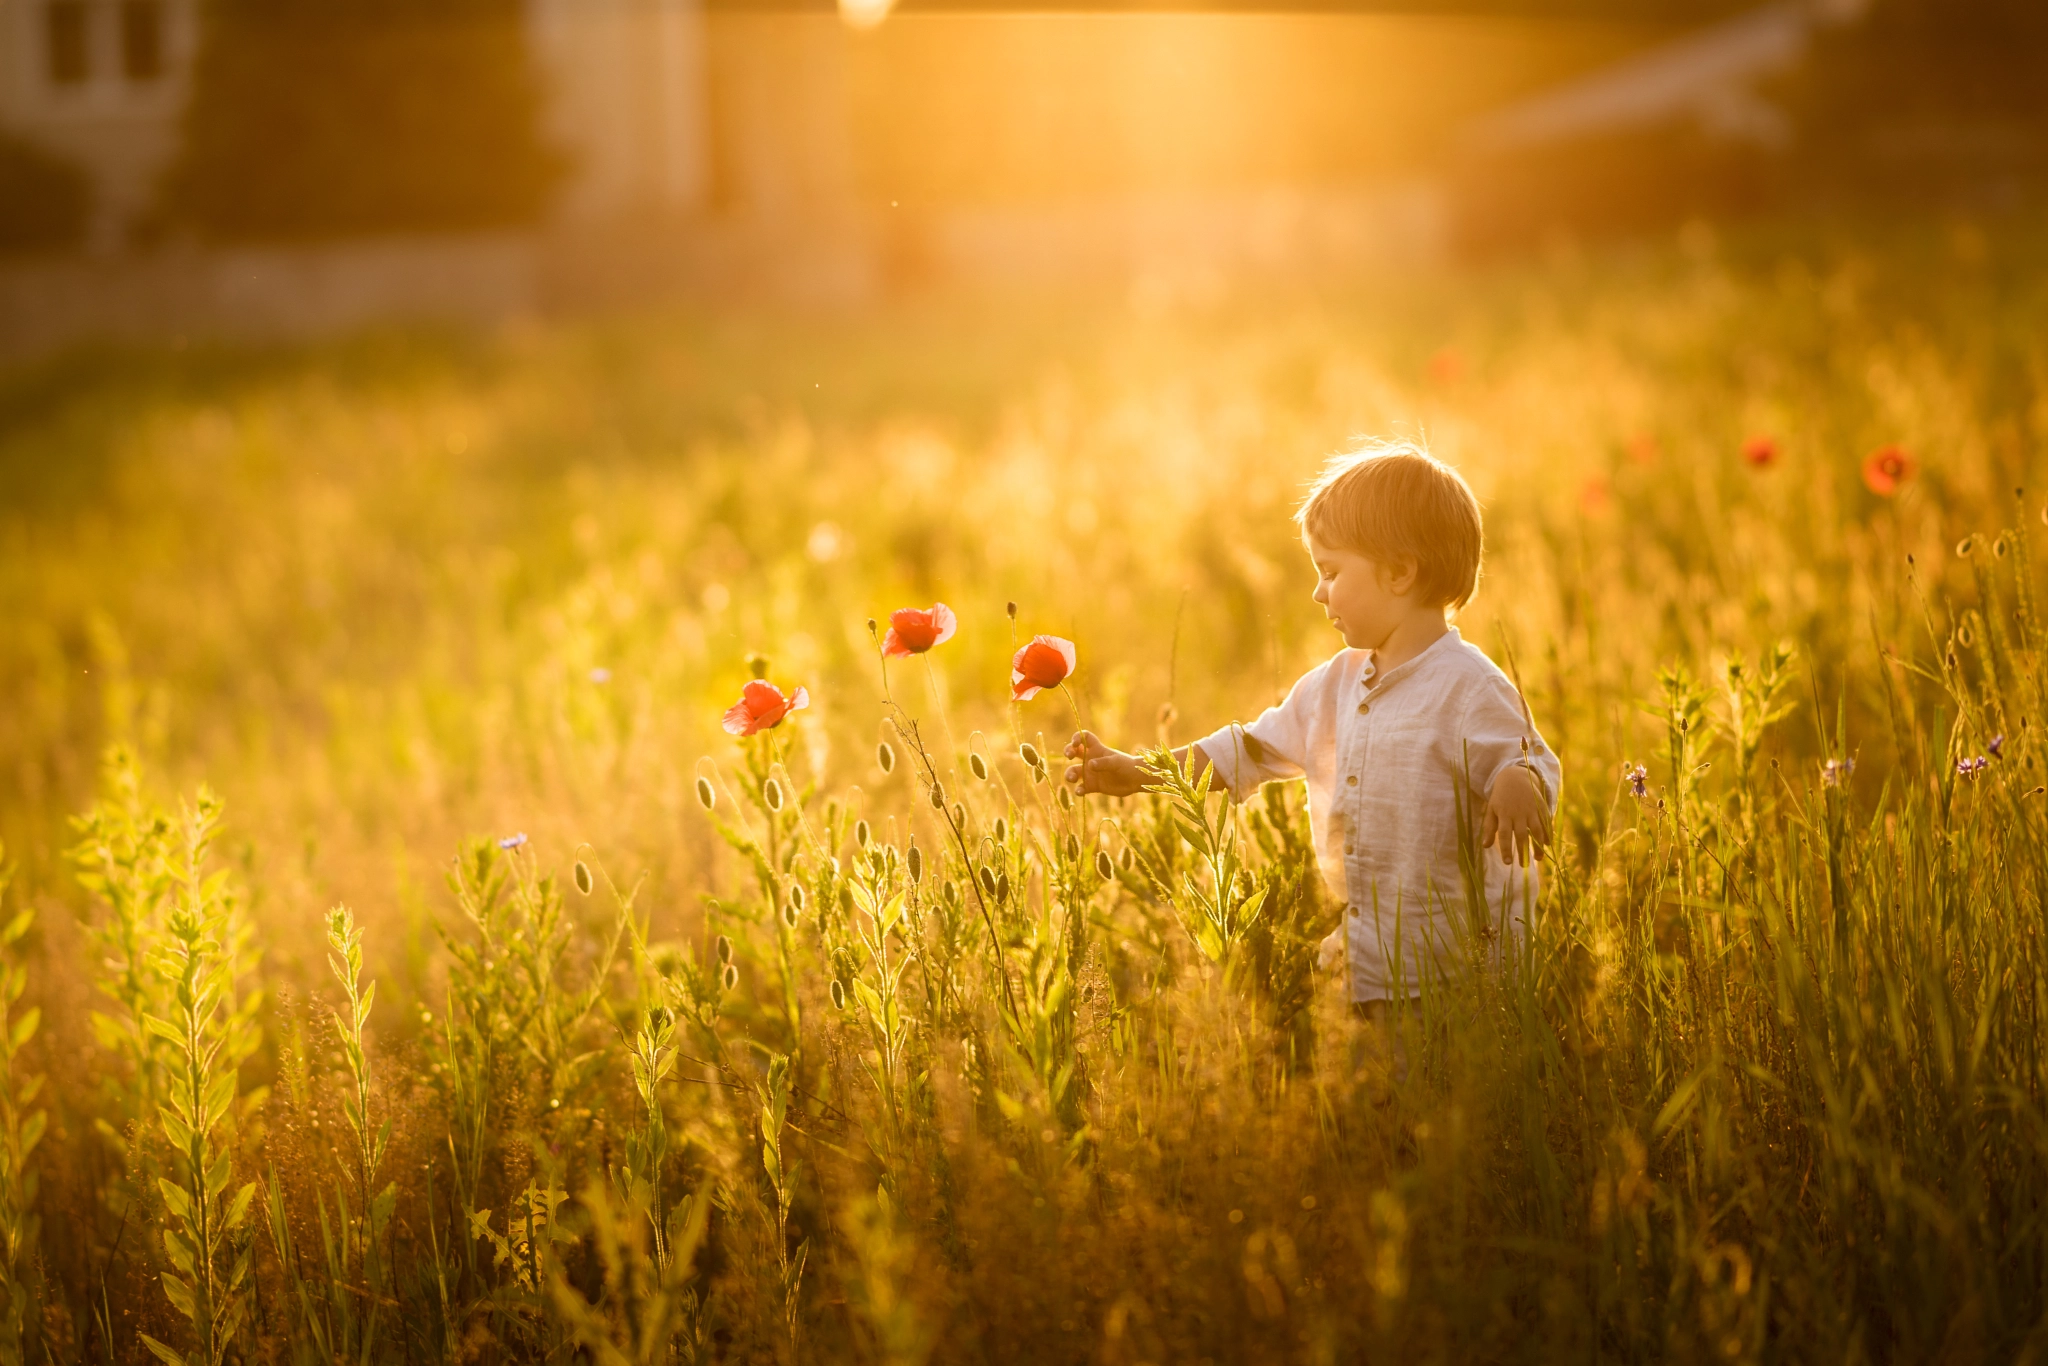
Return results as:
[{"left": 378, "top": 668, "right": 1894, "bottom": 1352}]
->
[{"left": 0, "top": 0, "right": 2035, "bottom": 354}]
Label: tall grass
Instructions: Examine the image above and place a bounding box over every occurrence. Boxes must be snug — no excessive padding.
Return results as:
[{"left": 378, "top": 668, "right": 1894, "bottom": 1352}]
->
[{"left": 1, "top": 214, "right": 2046, "bottom": 1361}]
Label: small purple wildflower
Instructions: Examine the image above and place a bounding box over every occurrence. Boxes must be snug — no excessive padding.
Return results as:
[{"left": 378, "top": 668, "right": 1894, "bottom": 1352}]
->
[
  {"left": 590, "top": 667, "right": 612, "bottom": 684},
  {"left": 1822, "top": 757, "right": 1855, "bottom": 788},
  {"left": 1957, "top": 755, "right": 1989, "bottom": 779},
  {"left": 1989, "top": 734, "right": 2005, "bottom": 759},
  {"left": 1623, "top": 763, "right": 1649, "bottom": 798},
  {"left": 499, "top": 832, "right": 528, "bottom": 850}
]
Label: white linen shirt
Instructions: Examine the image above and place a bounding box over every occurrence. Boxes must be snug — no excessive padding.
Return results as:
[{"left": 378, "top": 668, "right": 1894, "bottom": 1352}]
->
[{"left": 1192, "top": 627, "right": 1560, "bottom": 1003}]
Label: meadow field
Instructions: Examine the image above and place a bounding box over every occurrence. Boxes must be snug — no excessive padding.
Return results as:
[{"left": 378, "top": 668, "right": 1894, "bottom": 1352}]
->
[{"left": 3, "top": 214, "right": 2047, "bottom": 1364}]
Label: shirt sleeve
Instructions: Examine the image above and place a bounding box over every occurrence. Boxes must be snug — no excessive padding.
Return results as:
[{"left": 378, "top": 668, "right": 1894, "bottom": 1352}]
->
[
  {"left": 1192, "top": 662, "right": 1329, "bottom": 802},
  {"left": 1458, "top": 674, "right": 1562, "bottom": 811}
]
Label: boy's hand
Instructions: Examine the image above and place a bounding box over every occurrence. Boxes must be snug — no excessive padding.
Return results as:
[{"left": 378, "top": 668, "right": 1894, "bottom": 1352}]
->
[
  {"left": 1064, "top": 731, "right": 1147, "bottom": 798},
  {"left": 1483, "top": 764, "right": 1552, "bottom": 866}
]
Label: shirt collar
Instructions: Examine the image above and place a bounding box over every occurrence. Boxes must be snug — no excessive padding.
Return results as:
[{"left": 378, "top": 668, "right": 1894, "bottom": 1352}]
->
[{"left": 1360, "top": 625, "right": 1459, "bottom": 694}]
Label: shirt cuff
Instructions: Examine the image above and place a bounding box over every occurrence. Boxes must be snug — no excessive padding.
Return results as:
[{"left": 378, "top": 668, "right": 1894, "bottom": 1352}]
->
[{"left": 1193, "top": 725, "right": 1262, "bottom": 801}]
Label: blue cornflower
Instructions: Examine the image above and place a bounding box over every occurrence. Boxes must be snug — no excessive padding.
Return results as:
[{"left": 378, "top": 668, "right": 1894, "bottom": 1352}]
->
[
  {"left": 499, "top": 832, "right": 528, "bottom": 850},
  {"left": 1989, "top": 734, "right": 2005, "bottom": 759},
  {"left": 1623, "top": 763, "right": 1648, "bottom": 798},
  {"left": 1822, "top": 757, "right": 1855, "bottom": 788},
  {"left": 1956, "top": 756, "right": 1989, "bottom": 779}
]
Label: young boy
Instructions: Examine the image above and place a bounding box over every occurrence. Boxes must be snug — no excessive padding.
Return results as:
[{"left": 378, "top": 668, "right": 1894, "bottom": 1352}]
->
[{"left": 1064, "top": 442, "right": 1559, "bottom": 1009}]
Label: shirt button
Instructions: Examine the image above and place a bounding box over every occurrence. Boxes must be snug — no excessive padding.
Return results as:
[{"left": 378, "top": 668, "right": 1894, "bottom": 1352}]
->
[
  {"left": 1357, "top": 702, "right": 1369, "bottom": 715},
  {"left": 1346, "top": 775, "right": 1358, "bottom": 786}
]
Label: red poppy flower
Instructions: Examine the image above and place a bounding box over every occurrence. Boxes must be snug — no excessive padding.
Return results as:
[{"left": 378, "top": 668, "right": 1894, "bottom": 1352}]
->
[
  {"left": 1741, "top": 436, "right": 1778, "bottom": 468},
  {"left": 1862, "top": 445, "right": 1916, "bottom": 497},
  {"left": 1579, "top": 476, "right": 1613, "bottom": 516},
  {"left": 722, "top": 680, "right": 809, "bottom": 737},
  {"left": 882, "top": 603, "right": 957, "bottom": 659},
  {"left": 1011, "top": 635, "right": 1077, "bottom": 701}
]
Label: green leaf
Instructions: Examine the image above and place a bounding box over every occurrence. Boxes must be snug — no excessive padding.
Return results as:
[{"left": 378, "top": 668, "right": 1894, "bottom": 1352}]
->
[
  {"left": 142, "top": 1014, "right": 185, "bottom": 1047},
  {"left": 139, "top": 1333, "right": 189, "bottom": 1366},
  {"left": 9, "top": 1006, "right": 38, "bottom": 1051},
  {"left": 156, "top": 1178, "right": 193, "bottom": 1223},
  {"left": 225, "top": 1181, "right": 257, "bottom": 1231}
]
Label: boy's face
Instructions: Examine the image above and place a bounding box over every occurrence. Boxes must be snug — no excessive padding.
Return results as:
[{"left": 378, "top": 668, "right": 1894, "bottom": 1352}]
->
[{"left": 1305, "top": 533, "right": 1421, "bottom": 651}]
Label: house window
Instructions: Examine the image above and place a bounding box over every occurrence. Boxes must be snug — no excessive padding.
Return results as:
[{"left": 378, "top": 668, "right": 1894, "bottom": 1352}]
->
[
  {"left": 121, "top": 0, "right": 163, "bottom": 81},
  {"left": 45, "top": 0, "right": 90, "bottom": 85}
]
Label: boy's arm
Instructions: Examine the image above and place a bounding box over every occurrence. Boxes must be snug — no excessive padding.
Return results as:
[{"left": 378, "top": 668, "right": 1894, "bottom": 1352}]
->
[{"left": 1064, "top": 732, "right": 1211, "bottom": 798}]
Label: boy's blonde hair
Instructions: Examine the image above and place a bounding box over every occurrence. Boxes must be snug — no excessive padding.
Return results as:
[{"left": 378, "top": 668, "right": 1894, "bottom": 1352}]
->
[{"left": 1296, "top": 441, "right": 1484, "bottom": 610}]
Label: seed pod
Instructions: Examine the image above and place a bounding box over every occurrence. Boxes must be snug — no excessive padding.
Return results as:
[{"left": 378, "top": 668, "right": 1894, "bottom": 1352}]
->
[
  {"left": 877, "top": 741, "right": 896, "bottom": 773},
  {"left": 782, "top": 900, "right": 799, "bottom": 929},
  {"left": 764, "top": 778, "right": 784, "bottom": 812},
  {"left": 1066, "top": 833, "right": 1080, "bottom": 860},
  {"left": 790, "top": 884, "right": 806, "bottom": 911},
  {"left": 1057, "top": 786, "right": 1073, "bottom": 811},
  {"left": 1020, "top": 743, "right": 1042, "bottom": 768},
  {"left": 830, "top": 979, "right": 849, "bottom": 1011},
  {"left": 943, "top": 879, "right": 959, "bottom": 906},
  {"left": 953, "top": 803, "right": 966, "bottom": 828},
  {"left": 997, "top": 870, "right": 1010, "bottom": 903},
  {"left": 573, "top": 860, "right": 593, "bottom": 896},
  {"left": 978, "top": 865, "right": 998, "bottom": 898},
  {"left": 930, "top": 782, "right": 945, "bottom": 809},
  {"left": 721, "top": 963, "right": 739, "bottom": 992},
  {"left": 715, "top": 934, "right": 733, "bottom": 964},
  {"left": 970, "top": 752, "right": 989, "bottom": 781},
  {"left": 907, "top": 843, "right": 924, "bottom": 883},
  {"left": 995, "top": 816, "right": 1008, "bottom": 843},
  {"left": 696, "top": 777, "right": 717, "bottom": 810},
  {"left": 1096, "top": 849, "right": 1115, "bottom": 880},
  {"left": 1006, "top": 601, "right": 1018, "bottom": 620},
  {"left": 856, "top": 819, "right": 871, "bottom": 849}
]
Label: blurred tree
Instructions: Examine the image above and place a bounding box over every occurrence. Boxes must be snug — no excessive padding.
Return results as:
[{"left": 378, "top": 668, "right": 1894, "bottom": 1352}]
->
[
  {"left": 1782, "top": 0, "right": 2048, "bottom": 200},
  {"left": 161, "top": 0, "right": 567, "bottom": 241},
  {"left": 0, "top": 134, "right": 89, "bottom": 254}
]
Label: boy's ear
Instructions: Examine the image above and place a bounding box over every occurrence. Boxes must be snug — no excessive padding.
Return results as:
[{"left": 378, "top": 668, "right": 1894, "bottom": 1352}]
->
[{"left": 1379, "top": 556, "right": 1421, "bottom": 596}]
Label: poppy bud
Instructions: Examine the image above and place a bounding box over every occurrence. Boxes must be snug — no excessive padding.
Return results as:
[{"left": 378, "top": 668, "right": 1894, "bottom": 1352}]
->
[
  {"left": 907, "top": 844, "right": 924, "bottom": 883},
  {"left": 790, "top": 884, "right": 806, "bottom": 911},
  {"left": 746, "top": 654, "right": 769, "bottom": 680},
  {"left": 1006, "top": 601, "right": 1018, "bottom": 620},
  {"left": 856, "top": 819, "right": 871, "bottom": 849},
  {"left": 866, "top": 618, "right": 879, "bottom": 638},
  {"left": 944, "top": 879, "right": 959, "bottom": 906},
  {"left": 696, "top": 777, "right": 716, "bottom": 810},
  {"left": 840, "top": 885, "right": 855, "bottom": 913},
  {"left": 953, "top": 803, "right": 966, "bottom": 828},
  {"left": 715, "top": 934, "right": 732, "bottom": 964},
  {"left": 1120, "top": 847, "right": 1133, "bottom": 870},
  {"left": 573, "top": 861, "right": 593, "bottom": 896},
  {"left": 782, "top": 899, "right": 799, "bottom": 928},
  {"left": 830, "top": 979, "right": 847, "bottom": 1010},
  {"left": 721, "top": 963, "right": 739, "bottom": 992},
  {"left": 1032, "top": 765, "right": 1046, "bottom": 786},
  {"left": 978, "top": 866, "right": 998, "bottom": 898},
  {"left": 1066, "top": 833, "right": 1080, "bottom": 860},
  {"left": 997, "top": 870, "right": 1010, "bottom": 903},
  {"left": 1096, "top": 849, "right": 1115, "bottom": 880},
  {"left": 1057, "top": 787, "right": 1073, "bottom": 811},
  {"left": 930, "top": 782, "right": 946, "bottom": 809},
  {"left": 970, "top": 753, "right": 989, "bottom": 781},
  {"left": 1020, "top": 743, "right": 1042, "bottom": 768},
  {"left": 878, "top": 742, "right": 896, "bottom": 773},
  {"left": 995, "top": 817, "right": 1008, "bottom": 843},
  {"left": 764, "top": 778, "right": 784, "bottom": 812}
]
